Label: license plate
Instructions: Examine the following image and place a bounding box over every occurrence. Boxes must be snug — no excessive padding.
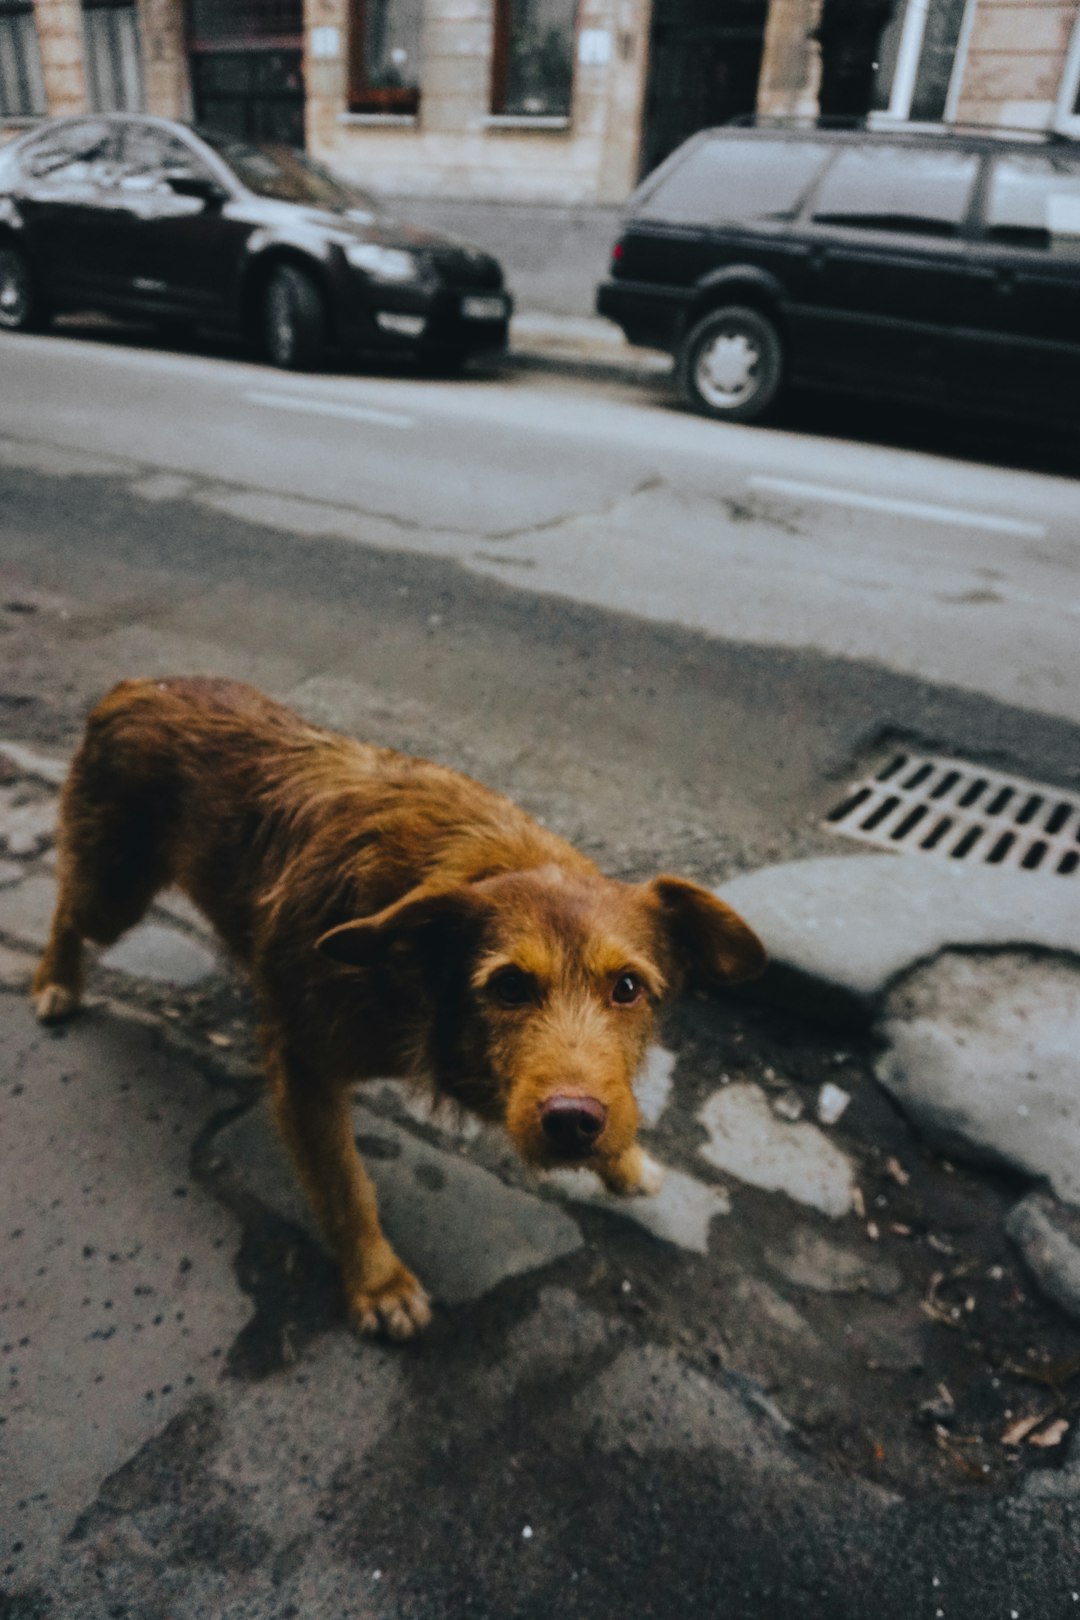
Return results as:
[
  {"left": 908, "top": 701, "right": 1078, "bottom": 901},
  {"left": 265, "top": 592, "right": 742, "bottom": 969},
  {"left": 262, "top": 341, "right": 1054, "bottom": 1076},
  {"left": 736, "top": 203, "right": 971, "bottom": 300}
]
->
[{"left": 462, "top": 295, "right": 506, "bottom": 321}]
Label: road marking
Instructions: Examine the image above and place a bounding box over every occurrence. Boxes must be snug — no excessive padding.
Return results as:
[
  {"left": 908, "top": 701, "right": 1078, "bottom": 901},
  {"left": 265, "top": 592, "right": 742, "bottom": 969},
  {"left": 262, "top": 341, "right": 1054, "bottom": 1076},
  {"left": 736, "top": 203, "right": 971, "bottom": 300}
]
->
[
  {"left": 749, "top": 475, "right": 1046, "bottom": 539},
  {"left": 243, "top": 391, "right": 415, "bottom": 429}
]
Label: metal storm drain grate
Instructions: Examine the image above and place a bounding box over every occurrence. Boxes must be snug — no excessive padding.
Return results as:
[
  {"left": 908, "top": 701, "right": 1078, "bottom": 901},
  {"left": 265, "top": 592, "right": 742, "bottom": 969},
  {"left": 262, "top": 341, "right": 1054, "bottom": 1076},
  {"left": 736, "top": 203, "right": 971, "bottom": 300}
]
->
[{"left": 826, "top": 752, "right": 1080, "bottom": 876}]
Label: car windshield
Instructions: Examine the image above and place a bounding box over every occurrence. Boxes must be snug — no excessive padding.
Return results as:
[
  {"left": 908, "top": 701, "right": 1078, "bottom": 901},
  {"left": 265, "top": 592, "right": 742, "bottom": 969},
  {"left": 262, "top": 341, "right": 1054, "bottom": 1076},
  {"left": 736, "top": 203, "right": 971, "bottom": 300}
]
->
[{"left": 196, "top": 132, "right": 378, "bottom": 213}]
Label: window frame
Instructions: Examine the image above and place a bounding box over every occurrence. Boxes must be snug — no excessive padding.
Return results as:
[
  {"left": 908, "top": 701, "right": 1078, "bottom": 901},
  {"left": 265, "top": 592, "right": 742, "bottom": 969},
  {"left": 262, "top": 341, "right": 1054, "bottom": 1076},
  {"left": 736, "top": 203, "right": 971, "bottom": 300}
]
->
[
  {"left": 489, "top": 0, "right": 578, "bottom": 123},
  {"left": 347, "top": 0, "right": 421, "bottom": 117},
  {"left": 872, "top": 0, "right": 976, "bottom": 124},
  {"left": 0, "top": 0, "right": 46, "bottom": 120},
  {"left": 81, "top": 0, "right": 145, "bottom": 115},
  {"left": 1055, "top": 7, "right": 1080, "bottom": 136}
]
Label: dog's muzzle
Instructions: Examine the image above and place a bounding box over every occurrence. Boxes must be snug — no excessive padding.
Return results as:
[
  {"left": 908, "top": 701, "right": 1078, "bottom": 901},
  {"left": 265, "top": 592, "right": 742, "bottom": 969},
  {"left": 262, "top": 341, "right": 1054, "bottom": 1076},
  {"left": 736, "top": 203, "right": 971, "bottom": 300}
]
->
[{"left": 539, "top": 1093, "right": 608, "bottom": 1159}]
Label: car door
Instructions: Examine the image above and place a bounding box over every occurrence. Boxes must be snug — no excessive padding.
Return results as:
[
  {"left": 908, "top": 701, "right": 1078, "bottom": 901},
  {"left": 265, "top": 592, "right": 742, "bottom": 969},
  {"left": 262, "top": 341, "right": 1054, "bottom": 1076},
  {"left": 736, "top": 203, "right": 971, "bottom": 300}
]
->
[
  {"left": 791, "top": 141, "right": 980, "bottom": 402},
  {"left": 14, "top": 119, "right": 126, "bottom": 306},
  {"left": 956, "top": 149, "right": 1080, "bottom": 423},
  {"left": 110, "top": 122, "right": 250, "bottom": 322}
]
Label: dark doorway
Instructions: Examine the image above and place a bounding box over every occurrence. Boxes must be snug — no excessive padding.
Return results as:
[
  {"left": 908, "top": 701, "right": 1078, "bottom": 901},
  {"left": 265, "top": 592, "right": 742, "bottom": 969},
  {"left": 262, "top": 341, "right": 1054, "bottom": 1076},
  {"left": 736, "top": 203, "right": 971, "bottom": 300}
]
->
[
  {"left": 640, "top": 0, "right": 768, "bottom": 180},
  {"left": 187, "top": 0, "right": 305, "bottom": 146},
  {"left": 817, "top": 0, "right": 898, "bottom": 118}
]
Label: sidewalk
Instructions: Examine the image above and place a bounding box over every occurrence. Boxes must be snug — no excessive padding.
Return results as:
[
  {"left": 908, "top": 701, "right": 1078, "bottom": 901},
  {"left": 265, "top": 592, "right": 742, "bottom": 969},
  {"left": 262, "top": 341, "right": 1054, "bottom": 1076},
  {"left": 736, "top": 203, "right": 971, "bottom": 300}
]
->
[{"left": 4, "top": 736, "right": 1080, "bottom": 1616}]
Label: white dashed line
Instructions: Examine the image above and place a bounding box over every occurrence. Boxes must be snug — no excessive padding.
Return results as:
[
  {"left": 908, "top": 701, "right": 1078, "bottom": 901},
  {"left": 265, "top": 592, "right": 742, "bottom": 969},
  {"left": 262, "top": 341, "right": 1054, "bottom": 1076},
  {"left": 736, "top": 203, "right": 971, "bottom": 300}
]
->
[
  {"left": 749, "top": 475, "right": 1046, "bottom": 538},
  {"left": 243, "top": 391, "right": 415, "bottom": 429}
]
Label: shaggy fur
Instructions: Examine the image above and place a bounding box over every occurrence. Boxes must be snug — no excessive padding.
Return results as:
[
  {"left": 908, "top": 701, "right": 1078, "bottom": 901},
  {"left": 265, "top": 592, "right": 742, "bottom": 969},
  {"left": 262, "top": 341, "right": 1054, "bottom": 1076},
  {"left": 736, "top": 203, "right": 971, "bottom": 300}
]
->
[{"left": 33, "top": 677, "right": 766, "bottom": 1338}]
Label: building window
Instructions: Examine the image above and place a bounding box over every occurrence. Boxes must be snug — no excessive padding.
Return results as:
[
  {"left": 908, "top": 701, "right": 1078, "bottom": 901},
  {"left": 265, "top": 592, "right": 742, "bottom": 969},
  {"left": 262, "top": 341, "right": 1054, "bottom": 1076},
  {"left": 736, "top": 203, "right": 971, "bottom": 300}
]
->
[
  {"left": 82, "top": 0, "right": 145, "bottom": 112},
  {"left": 348, "top": 0, "right": 422, "bottom": 115},
  {"left": 1057, "top": 9, "right": 1080, "bottom": 135},
  {"left": 0, "top": 0, "right": 46, "bottom": 118},
  {"left": 491, "top": 0, "right": 578, "bottom": 120},
  {"left": 870, "top": 0, "right": 973, "bottom": 123}
]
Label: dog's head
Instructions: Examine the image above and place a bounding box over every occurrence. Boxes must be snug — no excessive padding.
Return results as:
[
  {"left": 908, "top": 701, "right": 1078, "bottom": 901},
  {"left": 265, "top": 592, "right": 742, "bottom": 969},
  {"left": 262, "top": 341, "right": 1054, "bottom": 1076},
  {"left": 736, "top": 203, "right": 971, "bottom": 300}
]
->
[{"left": 315, "top": 865, "right": 765, "bottom": 1177}]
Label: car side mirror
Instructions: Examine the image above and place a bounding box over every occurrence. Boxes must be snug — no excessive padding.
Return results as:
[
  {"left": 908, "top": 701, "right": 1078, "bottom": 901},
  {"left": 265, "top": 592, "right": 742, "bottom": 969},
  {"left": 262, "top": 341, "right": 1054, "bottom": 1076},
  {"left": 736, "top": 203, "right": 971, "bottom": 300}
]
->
[{"left": 166, "top": 173, "right": 227, "bottom": 209}]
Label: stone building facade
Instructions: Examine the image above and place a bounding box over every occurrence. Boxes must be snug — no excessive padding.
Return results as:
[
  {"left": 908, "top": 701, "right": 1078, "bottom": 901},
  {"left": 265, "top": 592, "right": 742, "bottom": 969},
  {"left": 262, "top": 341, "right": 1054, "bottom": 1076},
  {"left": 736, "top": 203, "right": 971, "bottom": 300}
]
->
[{"left": 2, "top": 0, "right": 1079, "bottom": 204}]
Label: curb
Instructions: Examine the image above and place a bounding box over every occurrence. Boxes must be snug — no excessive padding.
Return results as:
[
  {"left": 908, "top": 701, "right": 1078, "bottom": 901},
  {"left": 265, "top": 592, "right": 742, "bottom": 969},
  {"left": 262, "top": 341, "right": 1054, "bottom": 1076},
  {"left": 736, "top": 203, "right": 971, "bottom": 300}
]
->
[
  {"left": 506, "top": 311, "right": 673, "bottom": 387},
  {"left": 715, "top": 853, "right": 1080, "bottom": 1032}
]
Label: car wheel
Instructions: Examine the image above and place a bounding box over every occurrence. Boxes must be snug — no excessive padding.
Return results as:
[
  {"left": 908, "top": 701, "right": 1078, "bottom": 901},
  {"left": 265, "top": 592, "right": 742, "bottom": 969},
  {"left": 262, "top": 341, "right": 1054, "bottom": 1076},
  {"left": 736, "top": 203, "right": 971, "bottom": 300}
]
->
[
  {"left": 678, "top": 305, "right": 782, "bottom": 423},
  {"left": 262, "top": 264, "right": 326, "bottom": 371},
  {"left": 0, "top": 243, "right": 47, "bottom": 334}
]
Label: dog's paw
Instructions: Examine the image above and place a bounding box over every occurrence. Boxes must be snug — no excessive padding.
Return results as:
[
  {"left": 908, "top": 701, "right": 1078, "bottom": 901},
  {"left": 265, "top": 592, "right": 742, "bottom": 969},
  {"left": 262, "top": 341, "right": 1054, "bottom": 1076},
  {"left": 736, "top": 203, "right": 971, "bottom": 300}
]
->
[
  {"left": 32, "top": 983, "right": 81, "bottom": 1025},
  {"left": 348, "top": 1262, "right": 432, "bottom": 1342},
  {"left": 599, "top": 1145, "right": 665, "bottom": 1199}
]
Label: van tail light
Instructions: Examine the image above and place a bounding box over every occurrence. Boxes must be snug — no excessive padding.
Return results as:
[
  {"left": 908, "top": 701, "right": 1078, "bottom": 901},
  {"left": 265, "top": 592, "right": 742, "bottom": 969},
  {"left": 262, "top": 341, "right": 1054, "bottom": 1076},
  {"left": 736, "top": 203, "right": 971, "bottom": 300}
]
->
[{"left": 612, "top": 239, "right": 624, "bottom": 265}]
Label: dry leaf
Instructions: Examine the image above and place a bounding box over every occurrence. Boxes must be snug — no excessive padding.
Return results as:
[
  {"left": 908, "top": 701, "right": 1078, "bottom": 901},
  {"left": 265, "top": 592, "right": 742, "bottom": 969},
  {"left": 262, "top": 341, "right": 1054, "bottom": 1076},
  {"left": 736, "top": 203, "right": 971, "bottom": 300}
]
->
[
  {"left": 1029, "top": 1418, "right": 1069, "bottom": 1449},
  {"left": 851, "top": 1185, "right": 866, "bottom": 1220},
  {"left": 208, "top": 1032, "right": 233, "bottom": 1049},
  {"left": 884, "top": 1155, "right": 910, "bottom": 1187},
  {"left": 1000, "top": 1413, "right": 1043, "bottom": 1446}
]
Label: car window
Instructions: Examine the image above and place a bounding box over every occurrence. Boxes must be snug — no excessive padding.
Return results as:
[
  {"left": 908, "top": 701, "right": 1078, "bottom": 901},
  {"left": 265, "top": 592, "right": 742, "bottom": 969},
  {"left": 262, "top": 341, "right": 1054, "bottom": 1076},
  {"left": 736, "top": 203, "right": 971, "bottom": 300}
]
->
[
  {"left": 195, "top": 131, "right": 378, "bottom": 213},
  {"left": 985, "top": 152, "right": 1080, "bottom": 256},
  {"left": 811, "top": 145, "right": 979, "bottom": 237},
  {"left": 18, "top": 120, "right": 119, "bottom": 187},
  {"left": 115, "top": 123, "right": 211, "bottom": 192},
  {"left": 638, "top": 136, "right": 832, "bottom": 226}
]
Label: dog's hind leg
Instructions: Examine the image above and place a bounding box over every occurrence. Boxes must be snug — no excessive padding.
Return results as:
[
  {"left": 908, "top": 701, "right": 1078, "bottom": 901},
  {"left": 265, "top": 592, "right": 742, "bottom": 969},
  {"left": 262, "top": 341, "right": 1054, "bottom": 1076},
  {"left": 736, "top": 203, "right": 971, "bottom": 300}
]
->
[
  {"left": 32, "top": 753, "right": 173, "bottom": 1024},
  {"left": 264, "top": 1035, "right": 432, "bottom": 1340}
]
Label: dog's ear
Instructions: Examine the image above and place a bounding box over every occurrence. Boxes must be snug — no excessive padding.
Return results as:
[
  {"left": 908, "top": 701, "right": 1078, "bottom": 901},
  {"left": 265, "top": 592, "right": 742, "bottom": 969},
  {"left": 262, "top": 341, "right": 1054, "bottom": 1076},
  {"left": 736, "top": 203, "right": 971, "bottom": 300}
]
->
[
  {"left": 645, "top": 875, "right": 766, "bottom": 989},
  {"left": 315, "top": 884, "right": 488, "bottom": 969}
]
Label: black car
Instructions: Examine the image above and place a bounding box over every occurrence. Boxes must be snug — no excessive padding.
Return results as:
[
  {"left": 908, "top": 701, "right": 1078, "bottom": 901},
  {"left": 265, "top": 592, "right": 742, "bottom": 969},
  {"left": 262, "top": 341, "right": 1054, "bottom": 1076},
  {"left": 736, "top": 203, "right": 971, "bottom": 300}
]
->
[
  {"left": 597, "top": 121, "right": 1080, "bottom": 426},
  {"left": 0, "top": 114, "right": 511, "bottom": 372}
]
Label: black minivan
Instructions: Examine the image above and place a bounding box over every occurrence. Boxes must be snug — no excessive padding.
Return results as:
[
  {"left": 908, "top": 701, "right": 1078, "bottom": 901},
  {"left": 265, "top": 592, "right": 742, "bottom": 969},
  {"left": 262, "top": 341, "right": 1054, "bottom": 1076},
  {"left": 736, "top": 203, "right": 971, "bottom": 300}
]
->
[{"left": 597, "top": 122, "right": 1080, "bottom": 426}]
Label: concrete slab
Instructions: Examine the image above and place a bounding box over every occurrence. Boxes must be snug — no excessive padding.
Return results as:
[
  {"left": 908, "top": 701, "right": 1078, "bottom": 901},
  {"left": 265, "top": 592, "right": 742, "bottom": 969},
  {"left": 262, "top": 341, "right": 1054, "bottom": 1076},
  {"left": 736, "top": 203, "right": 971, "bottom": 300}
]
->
[
  {"left": 765, "top": 1226, "right": 902, "bottom": 1298},
  {"left": 0, "top": 997, "right": 250, "bottom": 1587},
  {"left": 877, "top": 952, "right": 1080, "bottom": 1204},
  {"left": 0, "top": 788, "right": 56, "bottom": 856},
  {"left": 212, "top": 1103, "right": 583, "bottom": 1306},
  {"left": 715, "top": 855, "right": 1080, "bottom": 1021},
  {"left": 634, "top": 1042, "right": 675, "bottom": 1128},
  {"left": 1006, "top": 1192, "right": 1080, "bottom": 1324},
  {"left": 0, "top": 871, "right": 58, "bottom": 948},
  {"left": 100, "top": 923, "right": 221, "bottom": 988},
  {"left": 0, "top": 738, "right": 69, "bottom": 787},
  {"left": 0, "top": 941, "right": 34, "bottom": 989},
  {"left": 576, "top": 1342, "right": 797, "bottom": 1461},
  {"left": 547, "top": 1161, "right": 730, "bottom": 1255},
  {"left": 696, "top": 1082, "right": 855, "bottom": 1219}
]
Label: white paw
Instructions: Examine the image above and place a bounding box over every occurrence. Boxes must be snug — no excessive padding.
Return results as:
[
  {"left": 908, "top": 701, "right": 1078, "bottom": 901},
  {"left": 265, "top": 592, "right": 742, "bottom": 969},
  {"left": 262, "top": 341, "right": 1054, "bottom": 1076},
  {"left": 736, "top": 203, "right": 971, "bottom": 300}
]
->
[
  {"left": 32, "top": 983, "right": 80, "bottom": 1025},
  {"left": 600, "top": 1145, "right": 665, "bottom": 1199},
  {"left": 634, "top": 1150, "right": 665, "bottom": 1198}
]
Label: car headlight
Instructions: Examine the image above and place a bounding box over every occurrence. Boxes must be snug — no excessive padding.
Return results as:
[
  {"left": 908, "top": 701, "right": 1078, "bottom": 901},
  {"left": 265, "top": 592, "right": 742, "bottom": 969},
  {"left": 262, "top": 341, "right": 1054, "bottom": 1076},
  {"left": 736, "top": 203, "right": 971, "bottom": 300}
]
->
[{"left": 343, "top": 243, "right": 421, "bottom": 282}]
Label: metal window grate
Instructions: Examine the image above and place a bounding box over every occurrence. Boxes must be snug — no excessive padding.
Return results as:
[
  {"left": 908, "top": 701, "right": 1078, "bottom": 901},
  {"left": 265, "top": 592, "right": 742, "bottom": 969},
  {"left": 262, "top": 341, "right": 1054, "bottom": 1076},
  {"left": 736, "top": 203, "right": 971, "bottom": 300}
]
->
[{"left": 825, "top": 751, "right": 1080, "bottom": 876}]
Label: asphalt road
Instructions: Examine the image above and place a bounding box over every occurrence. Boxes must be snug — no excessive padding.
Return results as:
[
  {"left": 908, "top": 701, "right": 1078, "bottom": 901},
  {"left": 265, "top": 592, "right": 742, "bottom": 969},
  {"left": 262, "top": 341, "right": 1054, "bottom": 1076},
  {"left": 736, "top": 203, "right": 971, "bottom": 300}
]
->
[{"left": 2, "top": 324, "right": 1080, "bottom": 1620}]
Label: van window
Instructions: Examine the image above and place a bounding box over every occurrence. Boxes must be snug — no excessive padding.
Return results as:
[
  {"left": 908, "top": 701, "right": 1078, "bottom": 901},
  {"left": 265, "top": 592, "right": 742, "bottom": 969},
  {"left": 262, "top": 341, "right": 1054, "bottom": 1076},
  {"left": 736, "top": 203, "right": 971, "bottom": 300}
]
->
[
  {"left": 638, "top": 137, "right": 832, "bottom": 226},
  {"left": 985, "top": 153, "right": 1080, "bottom": 256},
  {"left": 811, "top": 145, "right": 978, "bottom": 236}
]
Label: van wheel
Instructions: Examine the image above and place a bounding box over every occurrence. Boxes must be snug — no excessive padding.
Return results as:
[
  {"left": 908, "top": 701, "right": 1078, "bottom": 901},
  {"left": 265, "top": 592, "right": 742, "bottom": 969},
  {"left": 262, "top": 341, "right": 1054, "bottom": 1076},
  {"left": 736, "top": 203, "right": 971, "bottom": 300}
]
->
[
  {"left": 0, "top": 244, "right": 47, "bottom": 333},
  {"left": 263, "top": 264, "right": 326, "bottom": 371},
  {"left": 678, "top": 306, "right": 782, "bottom": 423}
]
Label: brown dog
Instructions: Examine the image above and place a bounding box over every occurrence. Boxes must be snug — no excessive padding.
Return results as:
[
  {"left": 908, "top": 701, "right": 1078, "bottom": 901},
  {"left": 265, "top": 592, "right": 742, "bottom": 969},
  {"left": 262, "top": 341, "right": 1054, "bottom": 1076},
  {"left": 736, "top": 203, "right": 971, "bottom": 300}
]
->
[{"left": 33, "top": 677, "right": 765, "bottom": 1338}]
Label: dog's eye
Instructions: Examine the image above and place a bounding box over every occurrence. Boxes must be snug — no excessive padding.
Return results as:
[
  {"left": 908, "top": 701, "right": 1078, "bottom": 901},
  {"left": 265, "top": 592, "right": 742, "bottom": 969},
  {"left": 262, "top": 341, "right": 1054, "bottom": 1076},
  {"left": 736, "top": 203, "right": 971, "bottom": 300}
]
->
[
  {"left": 489, "top": 967, "right": 534, "bottom": 1007},
  {"left": 612, "top": 971, "right": 645, "bottom": 1006}
]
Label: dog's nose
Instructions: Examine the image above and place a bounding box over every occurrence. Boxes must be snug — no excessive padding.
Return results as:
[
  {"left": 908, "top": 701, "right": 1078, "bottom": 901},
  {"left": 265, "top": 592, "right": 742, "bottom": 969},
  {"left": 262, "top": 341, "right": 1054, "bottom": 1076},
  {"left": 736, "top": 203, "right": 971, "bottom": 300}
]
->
[{"left": 540, "top": 1094, "right": 608, "bottom": 1158}]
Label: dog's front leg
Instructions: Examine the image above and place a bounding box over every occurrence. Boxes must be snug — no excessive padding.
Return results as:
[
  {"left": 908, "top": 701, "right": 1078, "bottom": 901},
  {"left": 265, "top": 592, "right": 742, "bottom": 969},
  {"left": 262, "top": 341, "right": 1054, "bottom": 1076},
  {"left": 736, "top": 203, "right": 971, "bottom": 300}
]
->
[{"left": 265, "top": 1038, "right": 431, "bottom": 1340}]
